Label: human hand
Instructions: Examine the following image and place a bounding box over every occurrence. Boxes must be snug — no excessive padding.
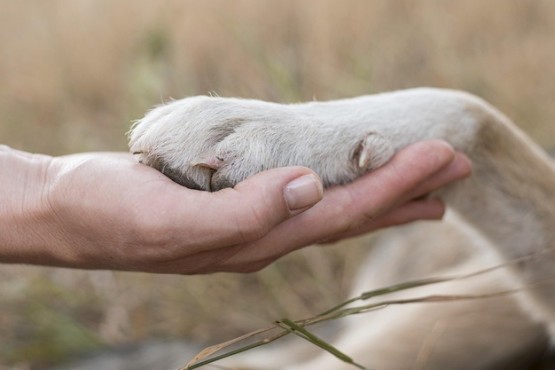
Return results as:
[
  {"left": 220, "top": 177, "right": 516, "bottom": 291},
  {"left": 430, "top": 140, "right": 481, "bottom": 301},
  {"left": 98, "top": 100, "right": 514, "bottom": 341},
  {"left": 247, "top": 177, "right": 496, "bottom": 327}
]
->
[{"left": 0, "top": 140, "right": 470, "bottom": 273}]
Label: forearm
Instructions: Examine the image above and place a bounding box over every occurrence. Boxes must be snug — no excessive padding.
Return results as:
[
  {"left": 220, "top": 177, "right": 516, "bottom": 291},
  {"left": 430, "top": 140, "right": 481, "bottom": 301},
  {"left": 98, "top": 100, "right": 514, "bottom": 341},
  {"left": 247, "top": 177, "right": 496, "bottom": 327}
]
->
[{"left": 0, "top": 146, "right": 57, "bottom": 264}]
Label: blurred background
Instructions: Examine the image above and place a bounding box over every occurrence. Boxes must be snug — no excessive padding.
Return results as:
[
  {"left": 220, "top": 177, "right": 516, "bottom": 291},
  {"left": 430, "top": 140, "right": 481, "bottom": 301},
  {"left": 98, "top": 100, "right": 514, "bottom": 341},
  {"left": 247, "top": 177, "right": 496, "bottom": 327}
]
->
[{"left": 1, "top": 0, "right": 554, "bottom": 368}]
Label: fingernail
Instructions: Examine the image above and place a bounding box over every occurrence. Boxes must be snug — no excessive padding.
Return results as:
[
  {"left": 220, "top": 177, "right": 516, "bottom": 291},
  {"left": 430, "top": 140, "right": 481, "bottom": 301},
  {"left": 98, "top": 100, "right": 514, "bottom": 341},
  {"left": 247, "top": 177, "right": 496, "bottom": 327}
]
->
[{"left": 284, "top": 174, "right": 323, "bottom": 212}]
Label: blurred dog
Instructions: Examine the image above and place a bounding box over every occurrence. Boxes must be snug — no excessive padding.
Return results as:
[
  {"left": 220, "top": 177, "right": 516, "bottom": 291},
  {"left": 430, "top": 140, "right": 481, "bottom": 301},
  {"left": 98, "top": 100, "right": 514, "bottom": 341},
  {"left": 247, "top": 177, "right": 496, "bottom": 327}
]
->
[{"left": 67, "top": 88, "right": 555, "bottom": 370}]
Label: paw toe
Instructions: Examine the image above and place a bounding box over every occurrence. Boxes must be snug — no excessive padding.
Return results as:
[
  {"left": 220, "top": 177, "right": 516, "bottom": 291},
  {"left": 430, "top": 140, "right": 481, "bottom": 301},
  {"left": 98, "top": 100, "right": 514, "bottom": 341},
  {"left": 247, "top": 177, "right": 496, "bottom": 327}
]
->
[{"left": 352, "top": 133, "right": 395, "bottom": 172}]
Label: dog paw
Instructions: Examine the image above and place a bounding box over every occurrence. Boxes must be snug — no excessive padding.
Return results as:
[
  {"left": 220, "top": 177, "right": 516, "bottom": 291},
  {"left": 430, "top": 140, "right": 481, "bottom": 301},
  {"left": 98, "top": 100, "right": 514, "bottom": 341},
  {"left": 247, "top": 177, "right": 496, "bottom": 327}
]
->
[{"left": 129, "top": 96, "right": 394, "bottom": 191}]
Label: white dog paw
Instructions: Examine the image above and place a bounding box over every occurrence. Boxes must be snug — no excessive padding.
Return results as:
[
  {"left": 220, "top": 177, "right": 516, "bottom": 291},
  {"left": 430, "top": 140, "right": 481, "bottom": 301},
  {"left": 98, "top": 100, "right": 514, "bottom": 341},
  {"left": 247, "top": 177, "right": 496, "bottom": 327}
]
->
[{"left": 129, "top": 96, "right": 394, "bottom": 191}]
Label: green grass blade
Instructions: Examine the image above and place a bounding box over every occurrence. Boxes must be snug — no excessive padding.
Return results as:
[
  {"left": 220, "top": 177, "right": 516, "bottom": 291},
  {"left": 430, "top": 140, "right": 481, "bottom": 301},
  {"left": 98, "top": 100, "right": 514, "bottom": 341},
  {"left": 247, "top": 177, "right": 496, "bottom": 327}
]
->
[{"left": 276, "top": 318, "right": 372, "bottom": 370}]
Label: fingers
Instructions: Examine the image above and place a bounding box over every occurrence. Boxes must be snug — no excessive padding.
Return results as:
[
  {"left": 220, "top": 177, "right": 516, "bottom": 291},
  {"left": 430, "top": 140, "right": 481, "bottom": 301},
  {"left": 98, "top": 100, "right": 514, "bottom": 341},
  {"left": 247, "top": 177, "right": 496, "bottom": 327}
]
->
[
  {"left": 295, "top": 140, "right": 457, "bottom": 235},
  {"left": 320, "top": 198, "right": 446, "bottom": 243},
  {"left": 329, "top": 151, "right": 472, "bottom": 243},
  {"left": 315, "top": 143, "right": 471, "bottom": 242},
  {"left": 403, "top": 152, "right": 472, "bottom": 201}
]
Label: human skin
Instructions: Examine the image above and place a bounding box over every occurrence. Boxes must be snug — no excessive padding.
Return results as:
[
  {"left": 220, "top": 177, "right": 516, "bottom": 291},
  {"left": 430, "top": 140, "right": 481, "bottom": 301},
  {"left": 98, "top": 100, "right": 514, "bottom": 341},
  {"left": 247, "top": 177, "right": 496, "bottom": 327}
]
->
[{"left": 0, "top": 140, "right": 471, "bottom": 274}]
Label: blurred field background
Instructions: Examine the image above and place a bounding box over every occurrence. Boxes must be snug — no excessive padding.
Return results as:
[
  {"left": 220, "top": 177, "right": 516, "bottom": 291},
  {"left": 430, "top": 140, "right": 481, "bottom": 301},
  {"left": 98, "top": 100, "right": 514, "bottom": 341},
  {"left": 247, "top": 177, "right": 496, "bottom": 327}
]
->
[{"left": 1, "top": 0, "right": 555, "bottom": 368}]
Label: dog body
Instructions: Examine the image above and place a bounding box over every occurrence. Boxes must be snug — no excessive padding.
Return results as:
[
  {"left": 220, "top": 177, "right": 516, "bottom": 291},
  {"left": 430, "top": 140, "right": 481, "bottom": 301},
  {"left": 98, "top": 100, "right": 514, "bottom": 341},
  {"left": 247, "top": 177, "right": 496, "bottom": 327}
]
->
[{"left": 128, "top": 88, "right": 555, "bottom": 369}]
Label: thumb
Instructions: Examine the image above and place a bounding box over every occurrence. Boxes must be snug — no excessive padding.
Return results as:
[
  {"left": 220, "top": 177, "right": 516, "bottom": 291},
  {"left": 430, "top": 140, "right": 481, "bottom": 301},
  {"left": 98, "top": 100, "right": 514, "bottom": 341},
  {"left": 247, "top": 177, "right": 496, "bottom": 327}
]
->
[{"left": 207, "top": 167, "right": 324, "bottom": 244}]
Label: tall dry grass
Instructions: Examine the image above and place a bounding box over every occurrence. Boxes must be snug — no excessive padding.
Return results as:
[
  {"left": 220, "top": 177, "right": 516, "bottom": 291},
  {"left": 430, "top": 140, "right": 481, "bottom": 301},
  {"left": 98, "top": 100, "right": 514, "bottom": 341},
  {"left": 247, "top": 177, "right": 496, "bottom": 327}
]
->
[{"left": 1, "top": 0, "right": 554, "bottom": 368}]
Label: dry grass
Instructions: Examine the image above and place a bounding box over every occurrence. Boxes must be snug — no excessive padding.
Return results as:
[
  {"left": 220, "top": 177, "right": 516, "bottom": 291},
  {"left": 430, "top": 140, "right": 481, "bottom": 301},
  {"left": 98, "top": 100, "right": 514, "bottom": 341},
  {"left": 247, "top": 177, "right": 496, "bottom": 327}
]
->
[{"left": 1, "top": 0, "right": 555, "bottom": 368}]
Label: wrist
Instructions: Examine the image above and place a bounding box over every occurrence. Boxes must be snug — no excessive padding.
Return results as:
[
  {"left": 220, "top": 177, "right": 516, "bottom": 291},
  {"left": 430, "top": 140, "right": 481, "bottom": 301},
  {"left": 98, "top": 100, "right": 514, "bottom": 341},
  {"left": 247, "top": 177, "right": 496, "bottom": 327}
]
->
[{"left": 0, "top": 146, "right": 58, "bottom": 265}]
